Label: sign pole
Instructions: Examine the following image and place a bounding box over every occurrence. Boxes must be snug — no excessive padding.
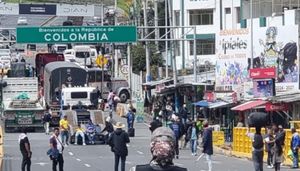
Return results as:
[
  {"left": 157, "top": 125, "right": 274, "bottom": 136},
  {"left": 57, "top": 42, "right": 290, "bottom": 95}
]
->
[{"left": 101, "top": 62, "right": 104, "bottom": 99}]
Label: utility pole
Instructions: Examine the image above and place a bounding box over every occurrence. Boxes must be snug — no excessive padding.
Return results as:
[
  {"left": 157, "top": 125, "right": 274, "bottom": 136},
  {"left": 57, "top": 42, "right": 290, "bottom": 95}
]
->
[
  {"left": 165, "top": 0, "right": 169, "bottom": 79},
  {"left": 144, "top": 0, "right": 151, "bottom": 83},
  {"left": 250, "top": 0, "right": 254, "bottom": 69},
  {"left": 180, "top": 0, "right": 185, "bottom": 69},
  {"left": 128, "top": 44, "right": 132, "bottom": 100},
  {"left": 154, "top": 0, "right": 159, "bottom": 48},
  {"left": 114, "top": 0, "right": 118, "bottom": 78}
]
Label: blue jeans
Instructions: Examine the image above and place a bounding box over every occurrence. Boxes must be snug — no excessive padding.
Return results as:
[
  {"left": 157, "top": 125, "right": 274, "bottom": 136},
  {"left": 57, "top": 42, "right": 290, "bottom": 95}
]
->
[
  {"left": 190, "top": 139, "right": 197, "bottom": 154},
  {"left": 61, "top": 131, "right": 69, "bottom": 145},
  {"left": 293, "top": 150, "right": 299, "bottom": 168}
]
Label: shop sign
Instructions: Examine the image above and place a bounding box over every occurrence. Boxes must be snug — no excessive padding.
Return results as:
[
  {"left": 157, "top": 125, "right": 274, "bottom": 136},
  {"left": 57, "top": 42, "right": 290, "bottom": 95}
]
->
[
  {"left": 204, "top": 91, "right": 215, "bottom": 102},
  {"left": 265, "top": 102, "right": 289, "bottom": 111},
  {"left": 0, "top": 3, "right": 19, "bottom": 15},
  {"left": 249, "top": 67, "right": 276, "bottom": 79},
  {"left": 19, "top": 4, "right": 56, "bottom": 15}
]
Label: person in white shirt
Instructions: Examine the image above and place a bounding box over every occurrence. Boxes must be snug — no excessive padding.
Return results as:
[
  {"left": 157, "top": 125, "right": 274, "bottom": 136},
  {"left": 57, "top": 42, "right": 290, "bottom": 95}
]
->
[{"left": 50, "top": 128, "right": 64, "bottom": 171}]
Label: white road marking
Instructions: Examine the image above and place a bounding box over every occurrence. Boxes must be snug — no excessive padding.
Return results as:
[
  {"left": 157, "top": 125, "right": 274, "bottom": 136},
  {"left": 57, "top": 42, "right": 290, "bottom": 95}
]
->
[
  {"left": 174, "top": 162, "right": 184, "bottom": 166},
  {"left": 68, "top": 152, "right": 74, "bottom": 156},
  {"left": 76, "top": 158, "right": 81, "bottom": 161},
  {"left": 143, "top": 123, "right": 150, "bottom": 127},
  {"left": 137, "top": 151, "right": 144, "bottom": 155},
  {"left": 34, "top": 162, "right": 49, "bottom": 166},
  {"left": 84, "top": 164, "right": 91, "bottom": 167}
]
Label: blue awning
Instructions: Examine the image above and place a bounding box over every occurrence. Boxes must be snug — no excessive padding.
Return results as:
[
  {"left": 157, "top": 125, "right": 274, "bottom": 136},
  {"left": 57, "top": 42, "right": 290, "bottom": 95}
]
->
[{"left": 193, "top": 100, "right": 230, "bottom": 108}]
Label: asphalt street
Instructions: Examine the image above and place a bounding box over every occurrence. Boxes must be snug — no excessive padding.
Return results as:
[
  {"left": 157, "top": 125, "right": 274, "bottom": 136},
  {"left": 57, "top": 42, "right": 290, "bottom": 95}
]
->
[{"left": 2, "top": 112, "right": 296, "bottom": 171}]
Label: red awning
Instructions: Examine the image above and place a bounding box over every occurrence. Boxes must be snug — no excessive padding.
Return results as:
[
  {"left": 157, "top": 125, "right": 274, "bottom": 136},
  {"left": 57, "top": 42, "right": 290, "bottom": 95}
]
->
[{"left": 231, "top": 100, "right": 268, "bottom": 111}]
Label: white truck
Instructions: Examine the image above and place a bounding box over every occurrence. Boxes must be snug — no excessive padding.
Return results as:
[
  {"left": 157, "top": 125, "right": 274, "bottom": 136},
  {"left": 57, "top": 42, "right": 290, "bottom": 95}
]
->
[{"left": 2, "top": 77, "right": 45, "bottom": 132}]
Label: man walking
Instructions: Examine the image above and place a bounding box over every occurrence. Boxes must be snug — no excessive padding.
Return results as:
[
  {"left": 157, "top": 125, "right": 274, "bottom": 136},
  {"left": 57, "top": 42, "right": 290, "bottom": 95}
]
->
[
  {"left": 247, "top": 127, "right": 264, "bottom": 171},
  {"left": 202, "top": 120, "right": 213, "bottom": 171},
  {"left": 59, "top": 115, "right": 70, "bottom": 146},
  {"left": 19, "top": 128, "right": 32, "bottom": 171},
  {"left": 50, "top": 127, "right": 65, "bottom": 171},
  {"left": 291, "top": 128, "right": 300, "bottom": 168},
  {"left": 43, "top": 110, "right": 52, "bottom": 135},
  {"left": 108, "top": 122, "right": 130, "bottom": 171}
]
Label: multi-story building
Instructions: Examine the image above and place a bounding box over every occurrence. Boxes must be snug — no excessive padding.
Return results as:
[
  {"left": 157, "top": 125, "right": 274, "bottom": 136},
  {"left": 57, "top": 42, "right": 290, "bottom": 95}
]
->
[{"left": 172, "top": 0, "right": 241, "bottom": 70}]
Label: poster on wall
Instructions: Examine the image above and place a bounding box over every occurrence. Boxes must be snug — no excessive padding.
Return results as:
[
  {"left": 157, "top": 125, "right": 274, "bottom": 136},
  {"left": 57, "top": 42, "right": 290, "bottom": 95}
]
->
[
  {"left": 252, "top": 26, "right": 299, "bottom": 93},
  {"left": 215, "top": 29, "right": 250, "bottom": 91},
  {"left": 253, "top": 79, "right": 275, "bottom": 98}
]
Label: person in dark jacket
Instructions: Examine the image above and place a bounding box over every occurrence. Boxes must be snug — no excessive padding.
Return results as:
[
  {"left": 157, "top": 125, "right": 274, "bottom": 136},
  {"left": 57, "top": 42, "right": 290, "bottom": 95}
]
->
[
  {"left": 202, "top": 120, "right": 213, "bottom": 171},
  {"left": 169, "top": 117, "right": 184, "bottom": 159},
  {"left": 290, "top": 128, "right": 300, "bottom": 168},
  {"left": 149, "top": 117, "right": 163, "bottom": 133},
  {"left": 43, "top": 110, "right": 52, "bottom": 135},
  {"left": 108, "top": 122, "right": 130, "bottom": 171},
  {"left": 101, "top": 116, "right": 114, "bottom": 144},
  {"left": 247, "top": 126, "right": 264, "bottom": 171},
  {"left": 19, "top": 128, "right": 32, "bottom": 171},
  {"left": 129, "top": 127, "right": 187, "bottom": 171}
]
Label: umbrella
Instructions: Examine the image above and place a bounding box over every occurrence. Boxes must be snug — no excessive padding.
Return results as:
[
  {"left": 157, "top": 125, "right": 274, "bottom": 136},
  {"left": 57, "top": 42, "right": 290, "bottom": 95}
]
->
[{"left": 193, "top": 100, "right": 209, "bottom": 107}]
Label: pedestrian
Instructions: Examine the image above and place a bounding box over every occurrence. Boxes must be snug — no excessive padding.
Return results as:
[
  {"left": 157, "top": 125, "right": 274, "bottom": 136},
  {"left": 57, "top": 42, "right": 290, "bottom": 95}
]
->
[
  {"left": 129, "top": 127, "right": 187, "bottom": 171},
  {"left": 21, "top": 56, "right": 26, "bottom": 63},
  {"left": 50, "top": 127, "right": 64, "bottom": 171},
  {"left": 202, "top": 120, "right": 213, "bottom": 171},
  {"left": 122, "top": 109, "right": 135, "bottom": 130},
  {"left": 108, "top": 122, "right": 130, "bottom": 171},
  {"left": 149, "top": 117, "right": 162, "bottom": 133},
  {"left": 247, "top": 126, "right": 264, "bottom": 171},
  {"left": 108, "top": 90, "right": 115, "bottom": 111},
  {"left": 59, "top": 115, "right": 70, "bottom": 146},
  {"left": 74, "top": 124, "right": 86, "bottom": 146},
  {"left": 264, "top": 127, "right": 274, "bottom": 168},
  {"left": 101, "top": 116, "right": 114, "bottom": 144},
  {"left": 43, "top": 110, "right": 52, "bottom": 135},
  {"left": 187, "top": 122, "right": 199, "bottom": 156},
  {"left": 169, "top": 116, "right": 184, "bottom": 159},
  {"left": 272, "top": 124, "right": 284, "bottom": 171},
  {"left": 179, "top": 104, "right": 188, "bottom": 125},
  {"left": 290, "top": 128, "right": 299, "bottom": 168},
  {"left": 19, "top": 128, "right": 32, "bottom": 171}
]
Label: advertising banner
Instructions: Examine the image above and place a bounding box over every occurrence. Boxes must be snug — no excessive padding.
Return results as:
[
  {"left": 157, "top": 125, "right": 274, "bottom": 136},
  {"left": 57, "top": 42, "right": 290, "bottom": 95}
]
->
[
  {"left": 265, "top": 102, "right": 289, "bottom": 111},
  {"left": 215, "top": 29, "right": 250, "bottom": 90},
  {"left": 56, "top": 4, "right": 95, "bottom": 17},
  {"left": 253, "top": 79, "right": 275, "bottom": 98},
  {"left": 19, "top": 4, "right": 56, "bottom": 15},
  {"left": 252, "top": 25, "right": 299, "bottom": 93},
  {"left": 0, "top": 3, "right": 19, "bottom": 15},
  {"left": 249, "top": 67, "right": 276, "bottom": 79}
]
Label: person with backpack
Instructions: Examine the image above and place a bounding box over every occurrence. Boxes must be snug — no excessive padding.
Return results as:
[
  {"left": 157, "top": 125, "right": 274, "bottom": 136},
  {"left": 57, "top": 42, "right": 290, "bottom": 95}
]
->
[
  {"left": 264, "top": 127, "right": 274, "bottom": 168},
  {"left": 187, "top": 121, "right": 199, "bottom": 156},
  {"left": 290, "top": 128, "right": 300, "bottom": 168},
  {"left": 129, "top": 127, "right": 187, "bottom": 171},
  {"left": 123, "top": 109, "right": 135, "bottom": 130},
  {"left": 247, "top": 127, "right": 264, "bottom": 171},
  {"left": 43, "top": 110, "right": 52, "bottom": 135},
  {"left": 50, "top": 127, "right": 65, "bottom": 171},
  {"left": 273, "top": 124, "right": 285, "bottom": 171},
  {"left": 108, "top": 90, "right": 115, "bottom": 111},
  {"left": 108, "top": 122, "right": 130, "bottom": 171}
]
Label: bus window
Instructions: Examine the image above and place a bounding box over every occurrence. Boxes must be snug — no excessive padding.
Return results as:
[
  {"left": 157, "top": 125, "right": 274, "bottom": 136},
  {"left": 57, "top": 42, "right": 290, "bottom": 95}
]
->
[{"left": 71, "top": 92, "right": 88, "bottom": 98}]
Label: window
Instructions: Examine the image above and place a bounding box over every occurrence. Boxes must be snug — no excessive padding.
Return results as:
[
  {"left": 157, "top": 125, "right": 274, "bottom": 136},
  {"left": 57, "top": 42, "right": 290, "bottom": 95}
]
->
[
  {"left": 189, "top": 10, "right": 213, "bottom": 25},
  {"left": 190, "top": 39, "right": 215, "bottom": 55},
  {"left": 75, "top": 52, "right": 90, "bottom": 58},
  {"left": 225, "top": 8, "right": 231, "bottom": 14},
  {"left": 175, "top": 11, "right": 180, "bottom": 26},
  {"left": 236, "top": 7, "right": 241, "bottom": 23},
  {"left": 71, "top": 92, "right": 88, "bottom": 99}
]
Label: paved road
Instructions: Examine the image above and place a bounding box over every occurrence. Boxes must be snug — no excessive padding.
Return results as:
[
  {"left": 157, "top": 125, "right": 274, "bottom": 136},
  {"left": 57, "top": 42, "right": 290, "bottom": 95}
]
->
[{"left": 2, "top": 112, "right": 295, "bottom": 171}]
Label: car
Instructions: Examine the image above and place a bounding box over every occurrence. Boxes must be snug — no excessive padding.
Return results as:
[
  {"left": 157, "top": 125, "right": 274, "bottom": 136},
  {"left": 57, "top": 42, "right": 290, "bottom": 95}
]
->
[{"left": 17, "top": 17, "right": 28, "bottom": 25}]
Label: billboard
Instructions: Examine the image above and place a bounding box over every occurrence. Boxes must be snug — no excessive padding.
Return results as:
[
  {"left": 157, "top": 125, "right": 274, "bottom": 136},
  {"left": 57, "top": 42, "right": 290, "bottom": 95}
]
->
[
  {"left": 56, "top": 4, "right": 95, "bottom": 17},
  {"left": 252, "top": 26, "right": 299, "bottom": 93},
  {"left": 215, "top": 29, "right": 250, "bottom": 89},
  {"left": 253, "top": 79, "right": 275, "bottom": 98},
  {"left": 0, "top": 3, "right": 19, "bottom": 15},
  {"left": 216, "top": 26, "right": 299, "bottom": 95},
  {"left": 19, "top": 4, "right": 56, "bottom": 15}
]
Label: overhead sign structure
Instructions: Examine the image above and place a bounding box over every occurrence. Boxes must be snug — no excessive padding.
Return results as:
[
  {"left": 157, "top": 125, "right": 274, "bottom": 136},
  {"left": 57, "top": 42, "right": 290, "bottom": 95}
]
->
[
  {"left": 19, "top": 4, "right": 56, "bottom": 15},
  {"left": 0, "top": 3, "right": 19, "bottom": 15},
  {"left": 56, "top": 4, "right": 94, "bottom": 17},
  {"left": 16, "top": 26, "right": 137, "bottom": 44}
]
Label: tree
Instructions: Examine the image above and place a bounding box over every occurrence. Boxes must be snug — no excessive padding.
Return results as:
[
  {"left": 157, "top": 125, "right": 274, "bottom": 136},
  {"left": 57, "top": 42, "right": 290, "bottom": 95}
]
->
[{"left": 131, "top": 43, "right": 163, "bottom": 79}]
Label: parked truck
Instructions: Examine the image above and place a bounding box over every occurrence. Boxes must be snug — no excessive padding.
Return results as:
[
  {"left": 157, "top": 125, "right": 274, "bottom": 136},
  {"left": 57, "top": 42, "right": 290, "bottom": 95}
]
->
[{"left": 2, "top": 77, "right": 45, "bottom": 132}]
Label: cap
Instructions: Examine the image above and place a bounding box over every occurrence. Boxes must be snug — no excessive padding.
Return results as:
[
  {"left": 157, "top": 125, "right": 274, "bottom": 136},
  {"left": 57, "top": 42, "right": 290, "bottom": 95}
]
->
[{"left": 151, "top": 127, "right": 175, "bottom": 143}]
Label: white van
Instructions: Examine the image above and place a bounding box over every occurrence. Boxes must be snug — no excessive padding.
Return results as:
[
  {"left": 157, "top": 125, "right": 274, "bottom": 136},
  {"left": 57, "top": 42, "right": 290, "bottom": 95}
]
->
[
  {"left": 51, "top": 44, "right": 68, "bottom": 54},
  {"left": 63, "top": 45, "right": 92, "bottom": 67},
  {"left": 61, "top": 86, "right": 98, "bottom": 109}
]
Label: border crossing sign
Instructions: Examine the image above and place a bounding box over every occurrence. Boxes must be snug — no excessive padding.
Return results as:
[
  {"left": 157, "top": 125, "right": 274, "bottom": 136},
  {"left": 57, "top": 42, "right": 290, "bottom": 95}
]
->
[{"left": 16, "top": 26, "right": 137, "bottom": 43}]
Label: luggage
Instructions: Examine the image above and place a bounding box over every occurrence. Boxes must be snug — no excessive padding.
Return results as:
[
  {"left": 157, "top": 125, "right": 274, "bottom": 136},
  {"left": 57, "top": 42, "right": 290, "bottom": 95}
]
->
[
  {"left": 128, "top": 128, "right": 135, "bottom": 137},
  {"left": 248, "top": 112, "right": 268, "bottom": 127}
]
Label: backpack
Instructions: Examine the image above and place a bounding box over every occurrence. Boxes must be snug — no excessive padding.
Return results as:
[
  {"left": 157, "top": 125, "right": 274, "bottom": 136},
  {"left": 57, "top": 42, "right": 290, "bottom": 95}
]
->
[{"left": 253, "top": 134, "right": 264, "bottom": 149}]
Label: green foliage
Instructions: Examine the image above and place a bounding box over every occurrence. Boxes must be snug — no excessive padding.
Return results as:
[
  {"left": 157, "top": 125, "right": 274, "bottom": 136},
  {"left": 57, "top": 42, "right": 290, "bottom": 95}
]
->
[{"left": 131, "top": 43, "right": 163, "bottom": 78}]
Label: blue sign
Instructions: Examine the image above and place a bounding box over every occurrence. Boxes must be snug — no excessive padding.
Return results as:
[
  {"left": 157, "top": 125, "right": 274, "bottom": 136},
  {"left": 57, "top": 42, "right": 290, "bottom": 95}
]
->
[{"left": 19, "top": 4, "right": 56, "bottom": 15}]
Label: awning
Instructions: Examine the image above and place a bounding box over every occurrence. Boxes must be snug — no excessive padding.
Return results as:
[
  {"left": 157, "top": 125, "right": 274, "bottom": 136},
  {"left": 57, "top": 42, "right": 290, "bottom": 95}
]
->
[
  {"left": 193, "top": 100, "right": 230, "bottom": 108},
  {"left": 231, "top": 100, "right": 268, "bottom": 111}
]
